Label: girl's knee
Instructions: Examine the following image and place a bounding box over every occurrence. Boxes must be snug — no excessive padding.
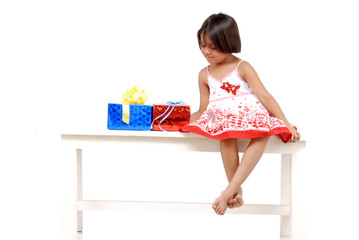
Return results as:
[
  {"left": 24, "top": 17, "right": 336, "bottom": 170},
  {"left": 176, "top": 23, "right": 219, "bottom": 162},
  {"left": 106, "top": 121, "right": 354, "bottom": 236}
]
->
[
  {"left": 251, "top": 136, "right": 270, "bottom": 145},
  {"left": 261, "top": 136, "right": 270, "bottom": 142},
  {"left": 220, "top": 138, "right": 237, "bottom": 147}
]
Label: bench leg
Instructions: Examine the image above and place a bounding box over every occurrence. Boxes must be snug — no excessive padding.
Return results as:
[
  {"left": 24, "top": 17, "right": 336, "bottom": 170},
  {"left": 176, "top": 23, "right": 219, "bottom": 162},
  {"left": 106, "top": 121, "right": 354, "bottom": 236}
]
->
[
  {"left": 280, "top": 154, "right": 292, "bottom": 238},
  {"left": 61, "top": 147, "right": 80, "bottom": 240},
  {"left": 77, "top": 149, "right": 83, "bottom": 232},
  {"left": 291, "top": 147, "right": 307, "bottom": 240}
]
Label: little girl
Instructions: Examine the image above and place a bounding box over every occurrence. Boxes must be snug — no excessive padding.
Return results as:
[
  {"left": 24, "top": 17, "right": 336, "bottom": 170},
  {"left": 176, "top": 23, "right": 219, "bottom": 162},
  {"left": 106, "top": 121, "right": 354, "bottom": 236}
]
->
[{"left": 182, "top": 13, "right": 301, "bottom": 215}]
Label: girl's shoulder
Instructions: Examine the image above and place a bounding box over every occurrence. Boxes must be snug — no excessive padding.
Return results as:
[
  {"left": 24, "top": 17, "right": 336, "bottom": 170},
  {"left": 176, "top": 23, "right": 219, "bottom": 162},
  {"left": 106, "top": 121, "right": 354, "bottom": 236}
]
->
[
  {"left": 199, "top": 66, "right": 209, "bottom": 79},
  {"left": 237, "top": 59, "right": 252, "bottom": 70},
  {"left": 237, "top": 60, "right": 256, "bottom": 78},
  {"left": 199, "top": 66, "right": 208, "bottom": 74},
  {"left": 198, "top": 66, "right": 209, "bottom": 85}
]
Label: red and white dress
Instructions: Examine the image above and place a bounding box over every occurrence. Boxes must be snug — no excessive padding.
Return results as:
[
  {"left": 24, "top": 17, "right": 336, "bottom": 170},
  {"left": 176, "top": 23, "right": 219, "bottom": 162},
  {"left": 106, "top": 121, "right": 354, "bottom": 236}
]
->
[{"left": 182, "top": 60, "right": 294, "bottom": 143}]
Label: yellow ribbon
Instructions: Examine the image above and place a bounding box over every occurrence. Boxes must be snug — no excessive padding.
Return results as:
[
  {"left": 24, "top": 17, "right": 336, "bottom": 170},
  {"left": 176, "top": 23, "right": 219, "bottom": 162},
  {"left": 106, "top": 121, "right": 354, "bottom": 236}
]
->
[{"left": 122, "top": 86, "right": 147, "bottom": 124}]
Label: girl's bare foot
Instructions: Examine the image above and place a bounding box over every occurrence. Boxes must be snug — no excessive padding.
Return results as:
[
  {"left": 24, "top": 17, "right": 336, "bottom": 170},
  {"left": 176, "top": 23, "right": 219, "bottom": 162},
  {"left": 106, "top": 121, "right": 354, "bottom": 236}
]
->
[
  {"left": 228, "top": 187, "right": 244, "bottom": 208},
  {"left": 212, "top": 192, "right": 233, "bottom": 215},
  {"left": 228, "top": 194, "right": 244, "bottom": 208}
]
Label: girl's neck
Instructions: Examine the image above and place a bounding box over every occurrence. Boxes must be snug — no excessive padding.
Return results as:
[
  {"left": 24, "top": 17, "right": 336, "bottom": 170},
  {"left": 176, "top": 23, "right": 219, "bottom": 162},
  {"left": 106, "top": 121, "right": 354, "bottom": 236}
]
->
[{"left": 213, "top": 54, "right": 239, "bottom": 67}]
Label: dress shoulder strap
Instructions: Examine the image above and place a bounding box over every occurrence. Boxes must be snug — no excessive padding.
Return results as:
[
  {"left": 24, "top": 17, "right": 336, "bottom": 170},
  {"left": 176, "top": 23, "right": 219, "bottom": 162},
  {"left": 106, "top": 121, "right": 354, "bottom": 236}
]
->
[
  {"left": 206, "top": 65, "right": 210, "bottom": 75},
  {"left": 236, "top": 59, "right": 244, "bottom": 68},
  {"left": 236, "top": 60, "right": 247, "bottom": 82}
]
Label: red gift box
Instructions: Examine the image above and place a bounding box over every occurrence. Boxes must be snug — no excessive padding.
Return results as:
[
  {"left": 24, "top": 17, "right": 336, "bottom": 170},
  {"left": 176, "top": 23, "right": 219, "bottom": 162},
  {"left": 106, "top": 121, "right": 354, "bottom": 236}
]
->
[{"left": 152, "top": 103, "right": 190, "bottom": 131}]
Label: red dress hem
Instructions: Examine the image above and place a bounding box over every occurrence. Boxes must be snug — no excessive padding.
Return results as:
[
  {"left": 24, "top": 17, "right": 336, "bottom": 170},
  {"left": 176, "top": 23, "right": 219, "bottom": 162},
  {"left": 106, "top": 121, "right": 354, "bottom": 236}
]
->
[{"left": 181, "top": 125, "right": 292, "bottom": 143}]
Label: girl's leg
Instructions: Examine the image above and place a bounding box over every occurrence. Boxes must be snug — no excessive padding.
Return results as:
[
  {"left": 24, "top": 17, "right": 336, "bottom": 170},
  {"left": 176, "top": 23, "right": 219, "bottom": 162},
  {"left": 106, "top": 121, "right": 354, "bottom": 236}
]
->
[
  {"left": 220, "top": 138, "right": 239, "bottom": 181},
  {"left": 216, "top": 138, "right": 243, "bottom": 209},
  {"left": 213, "top": 136, "right": 270, "bottom": 215}
]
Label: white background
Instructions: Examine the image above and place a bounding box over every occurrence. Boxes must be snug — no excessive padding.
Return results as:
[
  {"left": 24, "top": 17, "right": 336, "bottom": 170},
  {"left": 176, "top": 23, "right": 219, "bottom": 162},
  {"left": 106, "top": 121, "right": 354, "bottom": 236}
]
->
[{"left": 1, "top": 0, "right": 358, "bottom": 239}]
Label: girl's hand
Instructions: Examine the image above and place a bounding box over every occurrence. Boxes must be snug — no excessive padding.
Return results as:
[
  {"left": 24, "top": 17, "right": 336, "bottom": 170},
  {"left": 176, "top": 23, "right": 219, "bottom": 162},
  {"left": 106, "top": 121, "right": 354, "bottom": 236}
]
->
[
  {"left": 289, "top": 127, "right": 301, "bottom": 143},
  {"left": 189, "top": 111, "right": 203, "bottom": 123}
]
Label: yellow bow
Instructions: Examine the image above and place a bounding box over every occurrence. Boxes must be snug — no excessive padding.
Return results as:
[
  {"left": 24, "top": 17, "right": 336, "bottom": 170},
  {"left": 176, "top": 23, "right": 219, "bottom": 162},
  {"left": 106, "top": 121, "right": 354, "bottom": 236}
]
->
[{"left": 122, "top": 86, "right": 147, "bottom": 124}]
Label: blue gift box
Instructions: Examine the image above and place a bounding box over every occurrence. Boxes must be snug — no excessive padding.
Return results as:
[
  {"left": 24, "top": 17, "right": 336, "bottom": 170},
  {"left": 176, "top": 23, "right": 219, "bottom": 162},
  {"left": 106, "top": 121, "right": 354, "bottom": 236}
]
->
[{"left": 107, "top": 103, "right": 152, "bottom": 130}]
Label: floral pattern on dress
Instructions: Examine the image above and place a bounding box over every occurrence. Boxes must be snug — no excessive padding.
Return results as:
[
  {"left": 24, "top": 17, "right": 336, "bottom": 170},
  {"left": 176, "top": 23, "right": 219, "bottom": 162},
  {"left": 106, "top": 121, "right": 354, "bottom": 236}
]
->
[
  {"left": 220, "top": 82, "right": 240, "bottom": 95},
  {"left": 182, "top": 60, "right": 294, "bottom": 143}
]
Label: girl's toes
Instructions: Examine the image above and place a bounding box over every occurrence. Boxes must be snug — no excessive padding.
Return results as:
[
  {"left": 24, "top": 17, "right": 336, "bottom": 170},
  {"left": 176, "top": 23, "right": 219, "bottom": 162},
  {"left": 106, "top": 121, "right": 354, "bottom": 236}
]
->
[
  {"left": 212, "top": 198, "right": 219, "bottom": 210},
  {"left": 215, "top": 206, "right": 221, "bottom": 215},
  {"left": 216, "top": 205, "right": 226, "bottom": 215},
  {"left": 228, "top": 199, "right": 235, "bottom": 208},
  {"left": 212, "top": 203, "right": 216, "bottom": 210}
]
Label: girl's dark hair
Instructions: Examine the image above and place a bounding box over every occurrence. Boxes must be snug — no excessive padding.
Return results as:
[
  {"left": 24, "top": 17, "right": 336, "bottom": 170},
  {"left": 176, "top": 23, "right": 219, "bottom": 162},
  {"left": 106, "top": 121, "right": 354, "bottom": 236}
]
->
[{"left": 197, "top": 13, "right": 241, "bottom": 53}]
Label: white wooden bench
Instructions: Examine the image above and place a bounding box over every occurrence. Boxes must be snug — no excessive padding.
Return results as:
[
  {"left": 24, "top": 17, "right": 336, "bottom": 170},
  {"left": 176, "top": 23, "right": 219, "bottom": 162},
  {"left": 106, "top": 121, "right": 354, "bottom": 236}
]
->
[{"left": 61, "top": 131, "right": 306, "bottom": 240}]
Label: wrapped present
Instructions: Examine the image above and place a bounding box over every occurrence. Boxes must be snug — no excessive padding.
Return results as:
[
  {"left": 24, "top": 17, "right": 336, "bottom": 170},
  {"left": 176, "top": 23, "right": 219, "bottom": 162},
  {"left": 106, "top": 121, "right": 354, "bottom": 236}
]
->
[
  {"left": 107, "top": 104, "right": 152, "bottom": 130},
  {"left": 152, "top": 102, "right": 190, "bottom": 131},
  {"left": 107, "top": 86, "right": 152, "bottom": 131}
]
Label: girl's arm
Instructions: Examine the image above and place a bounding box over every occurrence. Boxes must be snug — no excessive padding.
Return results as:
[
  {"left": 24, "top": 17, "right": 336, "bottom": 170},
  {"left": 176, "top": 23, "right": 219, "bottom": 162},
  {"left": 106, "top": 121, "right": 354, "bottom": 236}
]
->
[
  {"left": 190, "top": 68, "right": 210, "bottom": 123},
  {"left": 239, "top": 61, "right": 301, "bottom": 142}
]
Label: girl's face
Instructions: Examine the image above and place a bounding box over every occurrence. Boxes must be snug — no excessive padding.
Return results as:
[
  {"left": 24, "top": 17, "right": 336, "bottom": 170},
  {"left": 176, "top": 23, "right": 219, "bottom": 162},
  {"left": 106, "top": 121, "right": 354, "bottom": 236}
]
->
[{"left": 199, "top": 32, "right": 229, "bottom": 64}]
